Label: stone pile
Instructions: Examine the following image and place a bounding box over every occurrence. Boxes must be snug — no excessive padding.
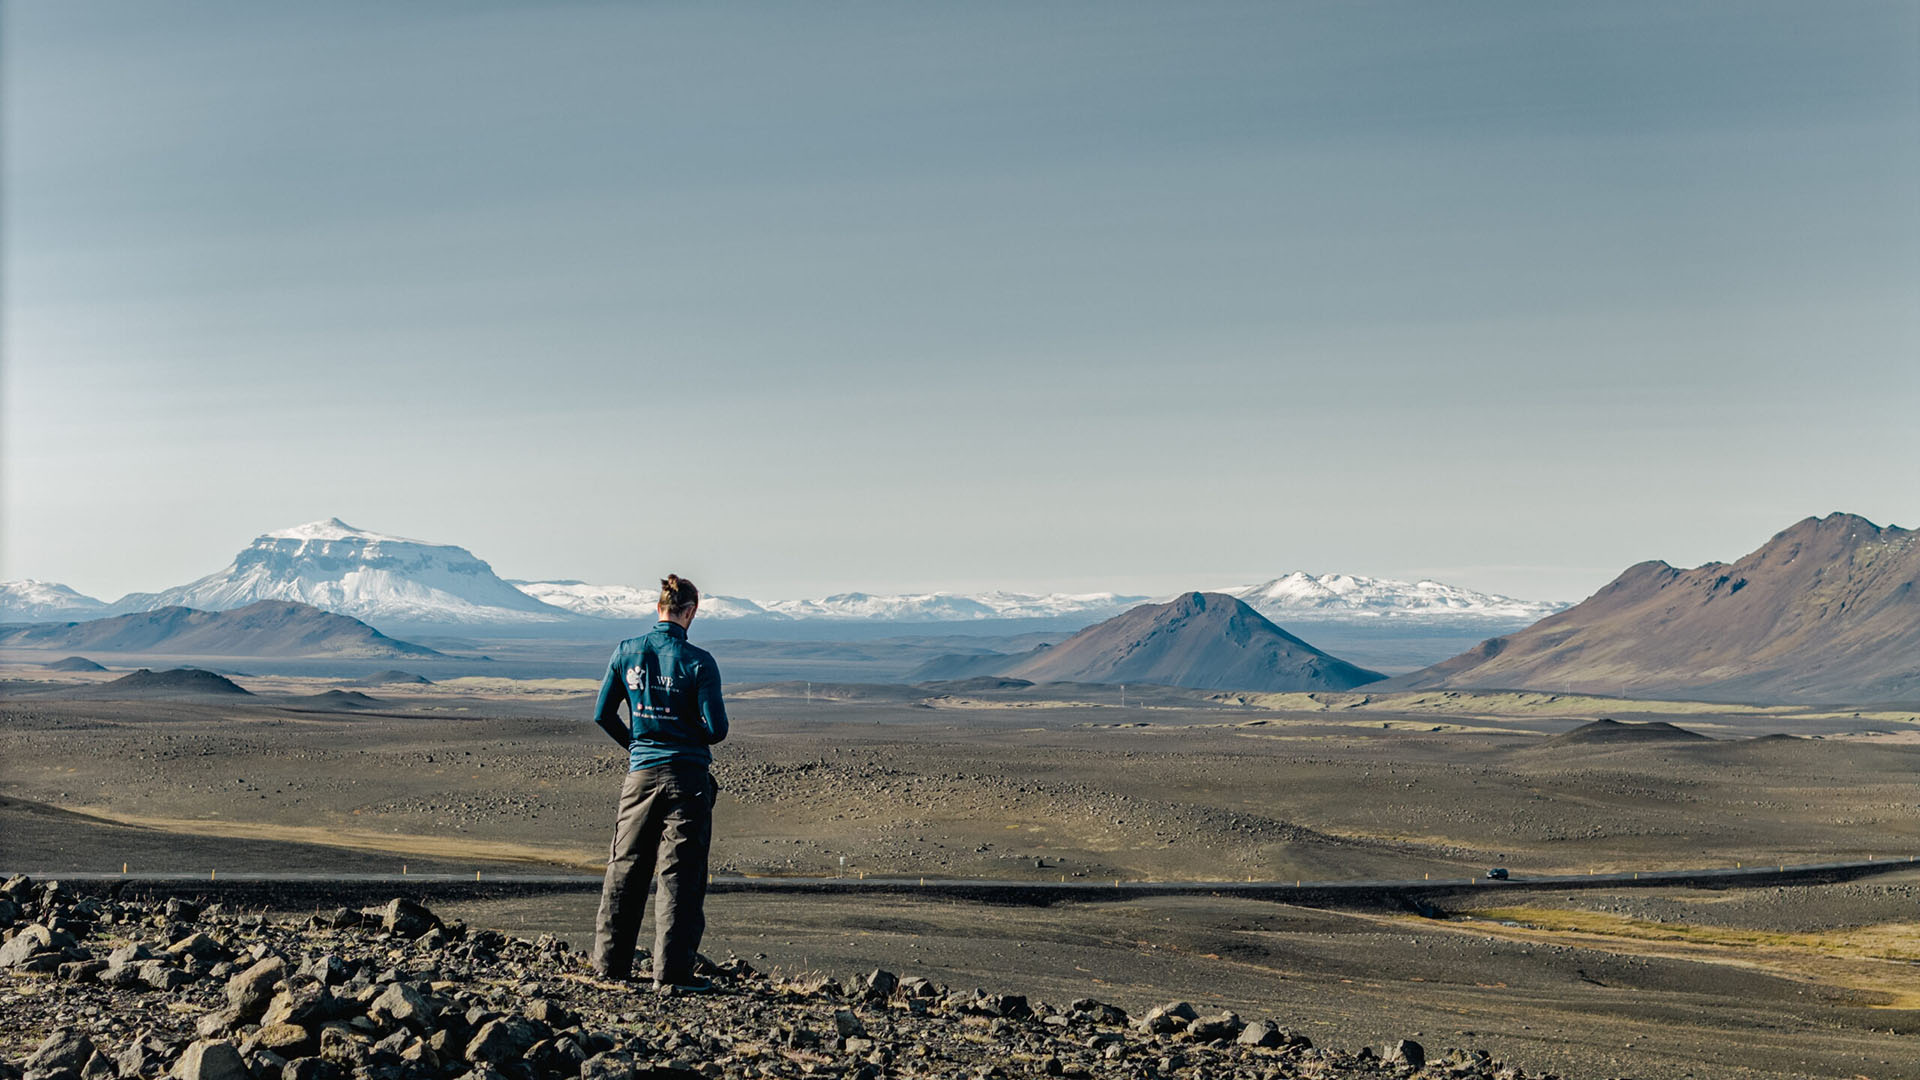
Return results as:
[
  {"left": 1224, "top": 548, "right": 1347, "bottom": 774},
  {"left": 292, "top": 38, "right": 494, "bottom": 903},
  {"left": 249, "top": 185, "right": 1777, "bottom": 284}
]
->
[{"left": 1, "top": 876, "right": 1562, "bottom": 1080}]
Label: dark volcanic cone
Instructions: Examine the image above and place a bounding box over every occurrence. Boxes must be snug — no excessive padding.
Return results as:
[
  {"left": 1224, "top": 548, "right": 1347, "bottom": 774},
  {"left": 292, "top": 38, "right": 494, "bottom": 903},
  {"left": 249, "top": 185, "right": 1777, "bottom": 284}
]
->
[
  {"left": 344, "top": 669, "right": 433, "bottom": 686},
  {"left": 299, "top": 689, "right": 383, "bottom": 709},
  {"left": 47, "top": 655, "right": 107, "bottom": 672},
  {"left": 998, "top": 592, "right": 1384, "bottom": 692},
  {"left": 1543, "top": 719, "right": 1710, "bottom": 746},
  {"left": 1385, "top": 513, "right": 1920, "bottom": 703},
  {"left": 96, "top": 668, "right": 252, "bottom": 697}
]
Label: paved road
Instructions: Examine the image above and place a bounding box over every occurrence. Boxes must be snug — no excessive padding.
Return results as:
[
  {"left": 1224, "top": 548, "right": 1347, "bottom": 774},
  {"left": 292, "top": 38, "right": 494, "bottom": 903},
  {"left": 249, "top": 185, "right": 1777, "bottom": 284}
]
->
[{"left": 11, "top": 856, "right": 1915, "bottom": 910}]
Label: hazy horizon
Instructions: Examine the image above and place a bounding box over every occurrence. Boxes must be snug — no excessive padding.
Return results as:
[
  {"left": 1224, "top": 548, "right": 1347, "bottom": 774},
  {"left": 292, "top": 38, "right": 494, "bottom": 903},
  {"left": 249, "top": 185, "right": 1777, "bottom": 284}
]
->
[{"left": 6, "top": 2, "right": 1916, "bottom": 604}]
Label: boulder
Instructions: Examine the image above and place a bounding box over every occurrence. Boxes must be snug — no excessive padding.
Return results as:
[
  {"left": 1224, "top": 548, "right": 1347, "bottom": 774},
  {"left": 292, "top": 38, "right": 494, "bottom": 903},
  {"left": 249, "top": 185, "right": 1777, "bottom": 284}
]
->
[
  {"left": 261, "top": 984, "right": 336, "bottom": 1029},
  {"left": 523, "top": 999, "right": 573, "bottom": 1030},
  {"left": 832, "top": 1010, "right": 866, "bottom": 1038},
  {"left": 248, "top": 1025, "right": 316, "bottom": 1058},
  {"left": 163, "top": 899, "right": 203, "bottom": 923},
  {"left": 23, "top": 1031, "right": 107, "bottom": 1080},
  {"left": 1384, "top": 1039, "right": 1425, "bottom": 1070},
  {"left": 1188, "top": 1012, "right": 1243, "bottom": 1043},
  {"left": 279, "top": 1059, "right": 343, "bottom": 1080},
  {"left": 297, "top": 954, "right": 348, "bottom": 986},
  {"left": 1235, "top": 1021, "right": 1283, "bottom": 1048},
  {"left": 1, "top": 925, "right": 73, "bottom": 969},
  {"left": 377, "top": 899, "right": 440, "bottom": 939},
  {"left": 106, "top": 943, "right": 154, "bottom": 970},
  {"left": 195, "top": 1010, "right": 244, "bottom": 1039},
  {"left": 863, "top": 969, "right": 899, "bottom": 1000},
  {"left": 226, "top": 957, "right": 286, "bottom": 1019},
  {"left": 166, "top": 933, "right": 231, "bottom": 963},
  {"left": 580, "top": 1051, "right": 635, "bottom": 1080},
  {"left": 171, "top": 1042, "right": 248, "bottom": 1080},
  {"left": 115, "top": 1034, "right": 171, "bottom": 1079},
  {"left": 464, "top": 1019, "right": 539, "bottom": 1065},
  {"left": 138, "top": 960, "right": 191, "bottom": 991},
  {"left": 368, "top": 983, "right": 436, "bottom": 1033},
  {"left": 1142, "top": 1001, "right": 1197, "bottom": 1034},
  {"left": 987, "top": 994, "right": 1031, "bottom": 1020}
]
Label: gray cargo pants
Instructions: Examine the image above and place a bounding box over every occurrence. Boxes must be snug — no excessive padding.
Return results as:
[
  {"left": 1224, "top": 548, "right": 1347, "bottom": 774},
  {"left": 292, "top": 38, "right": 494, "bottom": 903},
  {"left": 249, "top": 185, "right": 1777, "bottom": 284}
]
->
[{"left": 591, "top": 761, "right": 716, "bottom": 982}]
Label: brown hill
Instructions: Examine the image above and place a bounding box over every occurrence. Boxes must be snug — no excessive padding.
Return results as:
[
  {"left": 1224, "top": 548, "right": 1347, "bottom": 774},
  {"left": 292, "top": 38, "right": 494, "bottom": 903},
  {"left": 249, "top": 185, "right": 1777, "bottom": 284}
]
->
[
  {"left": 1385, "top": 513, "right": 1919, "bottom": 703},
  {"left": 993, "top": 592, "right": 1384, "bottom": 692},
  {"left": 0, "top": 600, "right": 444, "bottom": 660}
]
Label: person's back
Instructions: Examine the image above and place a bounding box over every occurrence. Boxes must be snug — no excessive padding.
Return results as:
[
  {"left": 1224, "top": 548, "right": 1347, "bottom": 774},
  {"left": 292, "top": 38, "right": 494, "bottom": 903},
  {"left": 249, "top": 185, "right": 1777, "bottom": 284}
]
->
[
  {"left": 590, "top": 574, "right": 728, "bottom": 990},
  {"left": 604, "top": 622, "right": 726, "bottom": 772}
]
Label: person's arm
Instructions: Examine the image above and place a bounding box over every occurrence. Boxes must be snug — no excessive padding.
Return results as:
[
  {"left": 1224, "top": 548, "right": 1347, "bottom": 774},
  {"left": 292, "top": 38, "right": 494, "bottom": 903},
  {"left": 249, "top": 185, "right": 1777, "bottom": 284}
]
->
[
  {"left": 593, "top": 651, "right": 631, "bottom": 749},
  {"left": 697, "top": 660, "right": 729, "bottom": 745}
]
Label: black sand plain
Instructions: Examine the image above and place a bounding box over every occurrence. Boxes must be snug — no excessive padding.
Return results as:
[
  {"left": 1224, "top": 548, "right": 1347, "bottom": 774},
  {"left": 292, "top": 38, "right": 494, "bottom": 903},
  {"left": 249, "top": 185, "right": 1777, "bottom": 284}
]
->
[{"left": 3, "top": 666, "right": 1918, "bottom": 1079}]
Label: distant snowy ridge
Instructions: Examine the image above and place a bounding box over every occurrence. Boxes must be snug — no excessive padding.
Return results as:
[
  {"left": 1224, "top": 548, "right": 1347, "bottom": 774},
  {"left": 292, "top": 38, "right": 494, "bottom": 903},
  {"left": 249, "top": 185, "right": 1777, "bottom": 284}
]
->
[
  {"left": 109, "top": 518, "right": 575, "bottom": 625},
  {"left": 0, "top": 580, "right": 110, "bottom": 622},
  {"left": 512, "top": 581, "right": 773, "bottom": 620},
  {"left": 513, "top": 583, "right": 1149, "bottom": 622},
  {"left": 10, "top": 519, "right": 1568, "bottom": 630},
  {"left": 1221, "top": 572, "right": 1566, "bottom": 621}
]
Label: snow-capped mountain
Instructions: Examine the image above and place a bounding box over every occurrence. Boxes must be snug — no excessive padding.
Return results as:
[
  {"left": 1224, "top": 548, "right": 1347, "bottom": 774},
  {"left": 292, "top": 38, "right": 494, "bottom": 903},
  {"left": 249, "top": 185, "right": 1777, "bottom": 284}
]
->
[
  {"left": 1221, "top": 572, "right": 1566, "bottom": 622},
  {"left": 513, "top": 583, "right": 1149, "bottom": 622},
  {"left": 109, "top": 519, "right": 575, "bottom": 626},
  {"left": 0, "top": 580, "right": 110, "bottom": 623}
]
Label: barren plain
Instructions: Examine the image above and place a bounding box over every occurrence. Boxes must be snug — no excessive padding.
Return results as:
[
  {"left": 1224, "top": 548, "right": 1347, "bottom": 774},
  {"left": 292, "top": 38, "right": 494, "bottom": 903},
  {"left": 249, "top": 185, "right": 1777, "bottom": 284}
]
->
[{"left": 4, "top": 665, "right": 1918, "bottom": 1079}]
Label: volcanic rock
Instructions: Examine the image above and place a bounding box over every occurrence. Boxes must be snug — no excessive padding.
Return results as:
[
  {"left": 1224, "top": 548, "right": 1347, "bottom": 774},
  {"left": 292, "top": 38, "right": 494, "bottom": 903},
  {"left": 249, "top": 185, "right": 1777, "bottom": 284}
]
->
[
  {"left": 226, "top": 956, "right": 286, "bottom": 1019},
  {"left": 377, "top": 897, "right": 440, "bottom": 938},
  {"left": 22, "top": 1031, "right": 109, "bottom": 1080},
  {"left": 171, "top": 1041, "right": 249, "bottom": 1080},
  {"left": 1384, "top": 1038, "right": 1426, "bottom": 1070}
]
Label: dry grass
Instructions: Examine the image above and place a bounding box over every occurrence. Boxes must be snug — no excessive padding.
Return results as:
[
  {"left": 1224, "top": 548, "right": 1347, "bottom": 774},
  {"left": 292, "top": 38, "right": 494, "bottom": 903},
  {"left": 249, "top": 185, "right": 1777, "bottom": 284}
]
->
[
  {"left": 1451, "top": 904, "right": 1920, "bottom": 1008},
  {"left": 63, "top": 805, "right": 604, "bottom": 871}
]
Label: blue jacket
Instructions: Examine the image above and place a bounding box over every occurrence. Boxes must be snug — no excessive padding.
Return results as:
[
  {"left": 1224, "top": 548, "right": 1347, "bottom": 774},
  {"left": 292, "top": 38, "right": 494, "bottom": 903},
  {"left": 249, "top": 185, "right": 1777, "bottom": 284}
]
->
[{"left": 593, "top": 621, "right": 729, "bottom": 772}]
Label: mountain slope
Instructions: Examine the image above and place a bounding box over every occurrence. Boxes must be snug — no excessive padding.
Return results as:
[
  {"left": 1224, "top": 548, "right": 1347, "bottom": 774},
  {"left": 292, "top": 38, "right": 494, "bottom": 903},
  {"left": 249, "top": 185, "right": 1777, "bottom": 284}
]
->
[
  {"left": 0, "top": 580, "right": 110, "bottom": 623},
  {"left": 0, "top": 600, "right": 445, "bottom": 659},
  {"left": 994, "top": 592, "right": 1384, "bottom": 692},
  {"left": 110, "top": 519, "right": 574, "bottom": 626},
  {"left": 1387, "top": 513, "right": 1920, "bottom": 703}
]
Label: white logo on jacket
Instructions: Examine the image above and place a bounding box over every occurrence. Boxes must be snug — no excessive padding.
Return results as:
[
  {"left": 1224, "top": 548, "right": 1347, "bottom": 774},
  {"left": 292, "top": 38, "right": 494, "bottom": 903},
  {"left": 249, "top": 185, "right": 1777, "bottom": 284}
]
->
[{"left": 625, "top": 667, "right": 676, "bottom": 692}]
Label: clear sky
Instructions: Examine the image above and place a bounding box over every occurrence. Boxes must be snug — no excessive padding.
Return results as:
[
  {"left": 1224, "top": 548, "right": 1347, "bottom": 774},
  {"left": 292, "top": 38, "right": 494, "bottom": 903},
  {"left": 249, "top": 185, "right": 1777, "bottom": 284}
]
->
[{"left": 5, "top": 1, "right": 1917, "bottom": 604}]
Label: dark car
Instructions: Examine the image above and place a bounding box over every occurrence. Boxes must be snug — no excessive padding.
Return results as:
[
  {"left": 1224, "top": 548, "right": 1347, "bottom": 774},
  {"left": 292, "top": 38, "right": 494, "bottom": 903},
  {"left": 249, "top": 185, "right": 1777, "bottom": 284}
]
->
[{"left": 1485, "top": 867, "right": 1510, "bottom": 880}]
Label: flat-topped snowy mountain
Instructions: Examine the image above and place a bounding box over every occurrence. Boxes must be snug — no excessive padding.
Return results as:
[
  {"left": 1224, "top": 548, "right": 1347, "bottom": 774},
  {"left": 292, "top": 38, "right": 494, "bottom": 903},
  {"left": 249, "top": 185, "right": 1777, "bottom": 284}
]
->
[
  {"left": 0, "top": 580, "right": 110, "bottom": 623},
  {"left": 1222, "top": 572, "right": 1566, "bottom": 622},
  {"left": 108, "top": 519, "right": 575, "bottom": 626}
]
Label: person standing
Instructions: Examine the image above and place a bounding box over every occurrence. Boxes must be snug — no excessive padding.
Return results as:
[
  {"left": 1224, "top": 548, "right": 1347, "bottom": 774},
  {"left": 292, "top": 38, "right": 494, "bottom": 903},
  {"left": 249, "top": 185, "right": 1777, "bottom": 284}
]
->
[{"left": 590, "top": 574, "right": 728, "bottom": 990}]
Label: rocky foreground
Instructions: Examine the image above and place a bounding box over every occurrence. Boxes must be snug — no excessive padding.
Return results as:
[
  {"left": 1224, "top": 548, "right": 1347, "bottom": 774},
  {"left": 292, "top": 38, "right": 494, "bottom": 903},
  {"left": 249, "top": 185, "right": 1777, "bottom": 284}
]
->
[{"left": 2, "top": 877, "right": 1565, "bottom": 1080}]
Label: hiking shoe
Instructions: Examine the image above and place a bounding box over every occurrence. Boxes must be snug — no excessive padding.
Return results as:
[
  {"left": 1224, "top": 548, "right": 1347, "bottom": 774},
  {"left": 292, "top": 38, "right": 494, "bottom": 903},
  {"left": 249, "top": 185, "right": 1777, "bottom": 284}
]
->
[{"left": 653, "top": 975, "right": 714, "bottom": 995}]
